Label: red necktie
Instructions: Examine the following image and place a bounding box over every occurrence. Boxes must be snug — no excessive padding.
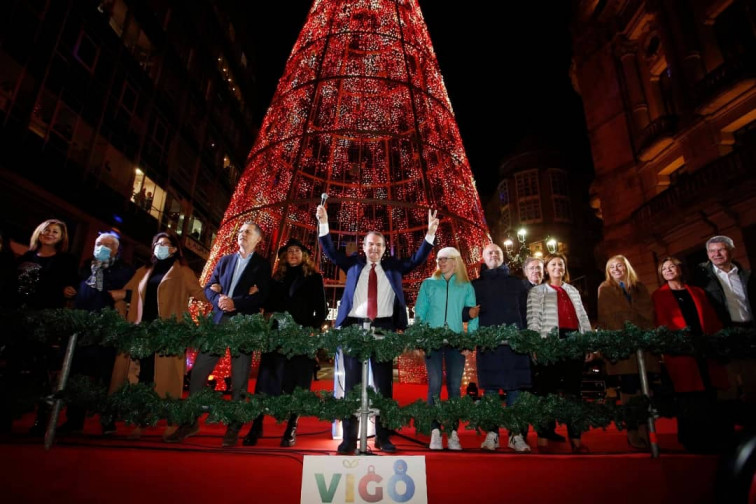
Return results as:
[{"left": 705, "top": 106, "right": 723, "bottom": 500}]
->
[{"left": 368, "top": 263, "right": 378, "bottom": 320}]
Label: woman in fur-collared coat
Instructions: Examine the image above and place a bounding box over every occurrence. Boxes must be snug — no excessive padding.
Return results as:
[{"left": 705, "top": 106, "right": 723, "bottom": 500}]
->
[{"left": 597, "top": 254, "right": 660, "bottom": 449}]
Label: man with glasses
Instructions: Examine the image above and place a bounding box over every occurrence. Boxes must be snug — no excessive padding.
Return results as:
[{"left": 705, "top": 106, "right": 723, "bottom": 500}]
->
[{"left": 316, "top": 204, "right": 439, "bottom": 454}]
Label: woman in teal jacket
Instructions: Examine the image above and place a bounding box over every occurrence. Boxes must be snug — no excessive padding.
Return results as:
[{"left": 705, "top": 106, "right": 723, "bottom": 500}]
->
[{"left": 415, "top": 247, "right": 478, "bottom": 450}]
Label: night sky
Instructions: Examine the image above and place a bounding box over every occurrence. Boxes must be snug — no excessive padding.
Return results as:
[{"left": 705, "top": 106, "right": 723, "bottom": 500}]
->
[{"left": 245, "top": 1, "right": 591, "bottom": 199}]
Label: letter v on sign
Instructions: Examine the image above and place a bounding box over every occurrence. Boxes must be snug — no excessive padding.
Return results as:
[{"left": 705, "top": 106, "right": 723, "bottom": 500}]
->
[{"left": 315, "top": 473, "right": 341, "bottom": 503}]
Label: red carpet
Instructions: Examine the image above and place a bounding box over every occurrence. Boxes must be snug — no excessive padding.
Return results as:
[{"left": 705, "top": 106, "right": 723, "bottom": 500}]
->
[{"left": 0, "top": 381, "right": 724, "bottom": 503}]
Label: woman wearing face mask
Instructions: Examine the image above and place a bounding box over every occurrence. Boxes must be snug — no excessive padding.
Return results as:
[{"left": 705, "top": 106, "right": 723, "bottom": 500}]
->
[
  {"left": 527, "top": 253, "right": 592, "bottom": 453},
  {"left": 414, "top": 247, "right": 478, "bottom": 451},
  {"left": 597, "top": 255, "right": 660, "bottom": 450},
  {"left": 111, "top": 232, "right": 207, "bottom": 437}
]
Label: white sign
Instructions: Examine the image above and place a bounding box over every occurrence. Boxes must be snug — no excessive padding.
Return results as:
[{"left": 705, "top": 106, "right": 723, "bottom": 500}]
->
[{"left": 301, "top": 456, "right": 427, "bottom": 504}]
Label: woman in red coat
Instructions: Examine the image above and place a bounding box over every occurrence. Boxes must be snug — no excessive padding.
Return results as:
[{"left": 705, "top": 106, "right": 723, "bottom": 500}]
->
[{"left": 652, "top": 256, "right": 730, "bottom": 453}]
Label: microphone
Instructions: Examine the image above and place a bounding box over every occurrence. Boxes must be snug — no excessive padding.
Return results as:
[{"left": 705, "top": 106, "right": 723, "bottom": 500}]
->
[{"left": 320, "top": 193, "right": 329, "bottom": 206}]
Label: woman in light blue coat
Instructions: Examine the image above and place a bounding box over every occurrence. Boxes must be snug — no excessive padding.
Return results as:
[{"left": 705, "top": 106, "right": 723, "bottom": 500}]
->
[{"left": 415, "top": 247, "right": 478, "bottom": 450}]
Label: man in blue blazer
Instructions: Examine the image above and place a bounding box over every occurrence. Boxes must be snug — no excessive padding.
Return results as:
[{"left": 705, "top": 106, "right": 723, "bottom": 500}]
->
[
  {"left": 316, "top": 204, "right": 439, "bottom": 453},
  {"left": 166, "top": 221, "right": 271, "bottom": 446}
]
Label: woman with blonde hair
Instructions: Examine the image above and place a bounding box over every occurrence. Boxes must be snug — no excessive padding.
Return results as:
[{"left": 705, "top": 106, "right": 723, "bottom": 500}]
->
[
  {"left": 527, "top": 253, "right": 592, "bottom": 453},
  {"left": 597, "top": 254, "right": 659, "bottom": 449},
  {"left": 17, "top": 219, "right": 78, "bottom": 309},
  {"left": 415, "top": 246, "right": 478, "bottom": 451},
  {"left": 16, "top": 218, "right": 79, "bottom": 435}
]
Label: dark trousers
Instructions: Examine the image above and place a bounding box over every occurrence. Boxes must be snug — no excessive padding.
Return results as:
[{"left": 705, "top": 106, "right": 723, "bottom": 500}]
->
[
  {"left": 65, "top": 345, "right": 116, "bottom": 427},
  {"left": 341, "top": 317, "right": 395, "bottom": 442},
  {"left": 190, "top": 351, "right": 252, "bottom": 402},
  {"left": 532, "top": 329, "right": 584, "bottom": 440},
  {"left": 283, "top": 355, "right": 316, "bottom": 394}
]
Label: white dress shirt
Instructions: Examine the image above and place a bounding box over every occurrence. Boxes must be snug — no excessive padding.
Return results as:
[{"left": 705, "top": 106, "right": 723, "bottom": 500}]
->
[{"left": 714, "top": 265, "right": 753, "bottom": 322}]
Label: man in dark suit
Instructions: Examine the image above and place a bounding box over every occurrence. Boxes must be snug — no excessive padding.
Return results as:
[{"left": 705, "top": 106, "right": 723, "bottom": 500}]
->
[
  {"left": 693, "top": 235, "right": 754, "bottom": 328},
  {"left": 316, "top": 204, "right": 438, "bottom": 454},
  {"left": 165, "top": 221, "right": 271, "bottom": 446},
  {"left": 692, "top": 235, "right": 755, "bottom": 427}
]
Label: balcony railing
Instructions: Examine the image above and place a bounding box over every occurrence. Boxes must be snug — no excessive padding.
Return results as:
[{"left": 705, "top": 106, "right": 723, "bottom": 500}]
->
[
  {"left": 693, "top": 57, "right": 756, "bottom": 107},
  {"left": 635, "top": 114, "right": 678, "bottom": 156},
  {"left": 633, "top": 144, "right": 756, "bottom": 227}
]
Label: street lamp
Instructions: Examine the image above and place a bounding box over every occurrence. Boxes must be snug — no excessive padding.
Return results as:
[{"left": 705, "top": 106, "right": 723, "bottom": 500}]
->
[
  {"left": 502, "top": 228, "right": 530, "bottom": 271},
  {"left": 502, "top": 228, "right": 560, "bottom": 270},
  {"left": 546, "top": 237, "right": 558, "bottom": 254}
]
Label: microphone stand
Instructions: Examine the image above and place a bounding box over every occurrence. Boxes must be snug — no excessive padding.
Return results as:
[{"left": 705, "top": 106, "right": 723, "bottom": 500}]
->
[{"left": 355, "top": 321, "right": 381, "bottom": 455}]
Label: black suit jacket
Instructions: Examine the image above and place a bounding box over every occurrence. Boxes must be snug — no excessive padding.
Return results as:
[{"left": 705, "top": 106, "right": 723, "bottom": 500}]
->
[
  {"left": 204, "top": 252, "right": 271, "bottom": 323},
  {"left": 693, "top": 260, "right": 754, "bottom": 327}
]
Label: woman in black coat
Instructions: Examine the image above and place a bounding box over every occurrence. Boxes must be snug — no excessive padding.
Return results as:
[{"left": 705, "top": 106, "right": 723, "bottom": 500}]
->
[
  {"left": 16, "top": 219, "right": 79, "bottom": 435},
  {"left": 243, "top": 238, "right": 327, "bottom": 447}
]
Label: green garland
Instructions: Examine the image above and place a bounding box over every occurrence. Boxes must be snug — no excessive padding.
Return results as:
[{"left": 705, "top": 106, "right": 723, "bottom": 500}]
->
[
  {"left": 4, "top": 308, "right": 753, "bottom": 434},
  {"left": 63, "top": 377, "right": 644, "bottom": 435},
  {"left": 4, "top": 308, "right": 754, "bottom": 363}
]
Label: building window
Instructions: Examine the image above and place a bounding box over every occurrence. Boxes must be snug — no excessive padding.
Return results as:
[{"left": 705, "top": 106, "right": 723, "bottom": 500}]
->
[
  {"left": 518, "top": 198, "right": 542, "bottom": 223},
  {"left": 549, "top": 170, "right": 572, "bottom": 223},
  {"left": 73, "top": 30, "right": 100, "bottom": 74},
  {"left": 189, "top": 215, "right": 204, "bottom": 241},
  {"left": 161, "top": 195, "right": 185, "bottom": 235},
  {"left": 118, "top": 81, "right": 138, "bottom": 118},
  {"left": 131, "top": 168, "right": 166, "bottom": 219},
  {"left": 516, "top": 170, "right": 542, "bottom": 224},
  {"left": 496, "top": 179, "right": 511, "bottom": 229},
  {"left": 549, "top": 170, "right": 569, "bottom": 196},
  {"left": 50, "top": 102, "right": 77, "bottom": 142},
  {"left": 29, "top": 88, "right": 58, "bottom": 138},
  {"left": 515, "top": 169, "right": 539, "bottom": 198},
  {"left": 552, "top": 197, "right": 572, "bottom": 223}
]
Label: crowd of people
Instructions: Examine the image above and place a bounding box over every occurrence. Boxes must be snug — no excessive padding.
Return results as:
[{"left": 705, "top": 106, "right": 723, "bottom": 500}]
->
[{"left": 0, "top": 212, "right": 753, "bottom": 456}]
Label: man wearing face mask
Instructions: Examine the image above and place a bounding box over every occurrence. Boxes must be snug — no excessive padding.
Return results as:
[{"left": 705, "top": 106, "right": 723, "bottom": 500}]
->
[{"left": 58, "top": 232, "right": 134, "bottom": 435}]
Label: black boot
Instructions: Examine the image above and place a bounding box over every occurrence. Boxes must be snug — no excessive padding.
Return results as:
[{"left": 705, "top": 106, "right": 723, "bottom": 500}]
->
[
  {"left": 242, "top": 415, "right": 263, "bottom": 446},
  {"left": 337, "top": 416, "right": 358, "bottom": 454},
  {"left": 374, "top": 416, "right": 396, "bottom": 452},
  {"left": 280, "top": 415, "right": 298, "bottom": 447}
]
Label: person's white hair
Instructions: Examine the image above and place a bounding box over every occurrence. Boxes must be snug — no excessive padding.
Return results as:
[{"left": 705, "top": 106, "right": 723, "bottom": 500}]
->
[
  {"left": 706, "top": 235, "right": 734, "bottom": 250},
  {"left": 437, "top": 246, "right": 461, "bottom": 259},
  {"left": 97, "top": 232, "right": 120, "bottom": 248}
]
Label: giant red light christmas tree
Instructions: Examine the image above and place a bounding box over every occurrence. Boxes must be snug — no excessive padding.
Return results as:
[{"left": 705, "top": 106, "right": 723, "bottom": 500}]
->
[{"left": 202, "top": 0, "right": 490, "bottom": 316}]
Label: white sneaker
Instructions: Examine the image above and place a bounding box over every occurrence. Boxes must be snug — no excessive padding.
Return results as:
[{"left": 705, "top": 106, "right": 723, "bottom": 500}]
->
[
  {"left": 447, "top": 430, "right": 462, "bottom": 451},
  {"left": 508, "top": 433, "right": 531, "bottom": 453},
  {"left": 481, "top": 431, "right": 499, "bottom": 451},
  {"left": 429, "top": 428, "right": 443, "bottom": 450}
]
